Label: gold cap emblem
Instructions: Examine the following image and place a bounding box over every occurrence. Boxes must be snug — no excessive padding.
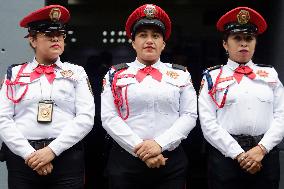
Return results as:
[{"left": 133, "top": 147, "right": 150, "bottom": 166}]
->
[
  {"left": 144, "top": 4, "right": 156, "bottom": 19},
  {"left": 49, "top": 8, "right": 61, "bottom": 22},
  {"left": 237, "top": 10, "right": 250, "bottom": 25}
]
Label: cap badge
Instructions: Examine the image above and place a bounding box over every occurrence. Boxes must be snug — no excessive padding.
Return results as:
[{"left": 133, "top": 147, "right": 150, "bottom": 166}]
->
[
  {"left": 49, "top": 8, "right": 61, "bottom": 22},
  {"left": 237, "top": 10, "right": 250, "bottom": 25},
  {"left": 144, "top": 4, "right": 156, "bottom": 19}
]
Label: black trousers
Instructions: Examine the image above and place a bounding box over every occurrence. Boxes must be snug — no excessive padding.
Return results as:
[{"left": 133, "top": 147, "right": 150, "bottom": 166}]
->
[
  {"left": 3, "top": 142, "right": 85, "bottom": 189},
  {"left": 207, "top": 145, "right": 280, "bottom": 189},
  {"left": 106, "top": 143, "right": 188, "bottom": 189}
]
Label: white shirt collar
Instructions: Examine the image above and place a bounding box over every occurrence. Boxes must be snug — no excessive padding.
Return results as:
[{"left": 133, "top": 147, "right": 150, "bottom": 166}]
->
[
  {"left": 132, "top": 58, "right": 162, "bottom": 69},
  {"left": 227, "top": 59, "right": 254, "bottom": 71},
  {"left": 31, "top": 57, "right": 63, "bottom": 70}
]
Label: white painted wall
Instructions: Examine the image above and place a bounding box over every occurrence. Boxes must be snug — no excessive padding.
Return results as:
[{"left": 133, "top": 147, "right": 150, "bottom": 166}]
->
[{"left": 0, "top": 1, "right": 44, "bottom": 188}]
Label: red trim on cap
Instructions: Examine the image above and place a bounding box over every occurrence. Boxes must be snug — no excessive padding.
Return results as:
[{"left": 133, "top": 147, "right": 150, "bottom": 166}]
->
[
  {"left": 216, "top": 7, "right": 267, "bottom": 34},
  {"left": 20, "top": 5, "right": 70, "bottom": 28},
  {"left": 125, "top": 4, "right": 172, "bottom": 40}
]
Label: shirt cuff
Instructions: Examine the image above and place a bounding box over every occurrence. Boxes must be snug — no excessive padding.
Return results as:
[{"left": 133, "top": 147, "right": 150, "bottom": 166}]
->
[
  {"left": 154, "top": 136, "right": 169, "bottom": 152},
  {"left": 48, "top": 142, "right": 62, "bottom": 156},
  {"left": 23, "top": 147, "right": 36, "bottom": 160},
  {"left": 226, "top": 146, "right": 244, "bottom": 159}
]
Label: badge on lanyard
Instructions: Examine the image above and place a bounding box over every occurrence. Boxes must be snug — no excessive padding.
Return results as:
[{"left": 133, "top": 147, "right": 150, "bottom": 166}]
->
[{"left": 37, "top": 100, "right": 54, "bottom": 123}]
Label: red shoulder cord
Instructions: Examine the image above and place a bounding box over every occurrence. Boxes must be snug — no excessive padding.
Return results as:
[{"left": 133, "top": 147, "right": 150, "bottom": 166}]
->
[
  {"left": 111, "top": 69, "right": 135, "bottom": 120},
  {"left": 208, "top": 67, "right": 229, "bottom": 109},
  {"left": 5, "top": 64, "right": 29, "bottom": 103}
]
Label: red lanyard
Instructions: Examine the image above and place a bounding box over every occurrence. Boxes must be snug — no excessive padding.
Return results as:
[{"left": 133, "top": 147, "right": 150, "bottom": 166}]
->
[
  {"left": 5, "top": 63, "right": 29, "bottom": 103},
  {"left": 208, "top": 67, "right": 229, "bottom": 109},
  {"left": 111, "top": 70, "right": 135, "bottom": 120}
]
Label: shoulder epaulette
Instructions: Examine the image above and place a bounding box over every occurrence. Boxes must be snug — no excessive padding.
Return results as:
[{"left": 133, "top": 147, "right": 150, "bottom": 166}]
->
[
  {"left": 109, "top": 63, "right": 129, "bottom": 85},
  {"left": 112, "top": 63, "right": 129, "bottom": 71},
  {"left": 202, "top": 65, "right": 222, "bottom": 91},
  {"left": 171, "top": 64, "right": 186, "bottom": 72},
  {"left": 206, "top": 65, "right": 222, "bottom": 72},
  {"left": 6, "top": 63, "right": 26, "bottom": 80},
  {"left": 255, "top": 64, "right": 273, "bottom": 68}
]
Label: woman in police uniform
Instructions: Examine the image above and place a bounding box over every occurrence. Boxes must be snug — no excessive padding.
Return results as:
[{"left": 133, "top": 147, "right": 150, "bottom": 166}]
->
[
  {"left": 198, "top": 7, "right": 284, "bottom": 189},
  {"left": 0, "top": 5, "right": 95, "bottom": 189},
  {"left": 101, "top": 4, "right": 197, "bottom": 189}
]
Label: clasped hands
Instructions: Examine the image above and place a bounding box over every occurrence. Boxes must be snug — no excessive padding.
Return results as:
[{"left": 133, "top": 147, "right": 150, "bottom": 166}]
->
[
  {"left": 25, "top": 146, "right": 55, "bottom": 176},
  {"left": 134, "top": 140, "right": 167, "bottom": 169},
  {"left": 236, "top": 145, "right": 265, "bottom": 174}
]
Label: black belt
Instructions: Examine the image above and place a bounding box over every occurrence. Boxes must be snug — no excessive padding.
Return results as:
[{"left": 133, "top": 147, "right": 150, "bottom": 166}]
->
[
  {"left": 231, "top": 134, "right": 264, "bottom": 148},
  {"left": 28, "top": 138, "right": 55, "bottom": 150}
]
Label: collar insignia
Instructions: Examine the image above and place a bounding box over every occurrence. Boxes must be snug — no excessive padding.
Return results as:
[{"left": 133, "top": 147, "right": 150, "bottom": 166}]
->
[
  {"left": 60, "top": 70, "right": 73, "bottom": 78},
  {"left": 166, "top": 71, "right": 179, "bottom": 79},
  {"left": 256, "top": 70, "right": 269, "bottom": 77}
]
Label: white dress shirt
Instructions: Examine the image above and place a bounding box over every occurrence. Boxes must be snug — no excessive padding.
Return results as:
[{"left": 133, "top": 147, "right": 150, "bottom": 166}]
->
[
  {"left": 101, "top": 59, "right": 197, "bottom": 156},
  {"left": 199, "top": 59, "right": 284, "bottom": 159},
  {"left": 0, "top": 57, "right": 95, "bottom": 159}
]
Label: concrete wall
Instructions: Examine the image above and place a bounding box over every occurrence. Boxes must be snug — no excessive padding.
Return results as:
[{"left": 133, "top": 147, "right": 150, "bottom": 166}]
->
[{"left": 0, "top": 1, "right": 44, "bottom": 189}]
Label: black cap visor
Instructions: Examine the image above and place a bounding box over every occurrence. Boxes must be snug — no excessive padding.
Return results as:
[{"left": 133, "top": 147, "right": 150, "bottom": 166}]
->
[
  {"left": 224, "top": 22, "right": 258, "bottom": 34},
  {"left": 132, "top": 18, "right": 165, "bottom": 39},
  {"left": 26, "top": 20, "right": 66, "bottom": 38}
]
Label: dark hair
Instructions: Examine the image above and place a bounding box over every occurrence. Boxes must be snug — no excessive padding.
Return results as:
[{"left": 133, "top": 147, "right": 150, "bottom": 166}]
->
[
  {"left": 222, "top": 32, "right": 230, "bottom": 42},
  {"left": 28, "top": 34, "right": 37, "bottom": 52}
]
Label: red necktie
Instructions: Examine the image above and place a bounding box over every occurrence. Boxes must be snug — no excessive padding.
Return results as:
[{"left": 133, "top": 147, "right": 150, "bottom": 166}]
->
[
  {"left": 30, "top": 64, "right": 56, "bottom": 84},
  {"left": 233, "top": 65, "right": 256, "bottom": 83},
  {"left": 135, "top": 66, "right": 162, "bottom": 82}
]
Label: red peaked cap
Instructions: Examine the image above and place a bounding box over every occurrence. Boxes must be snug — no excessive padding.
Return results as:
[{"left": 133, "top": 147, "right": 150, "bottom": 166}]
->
[
  {"left": 19, "top": 5, "right": 70, "bottom": 28},
  {"left": 216, "top": 7, "right": 267, "bottom": 35},
  {"left": 125, "top": 4, "right": 172, "bottom": 40}
]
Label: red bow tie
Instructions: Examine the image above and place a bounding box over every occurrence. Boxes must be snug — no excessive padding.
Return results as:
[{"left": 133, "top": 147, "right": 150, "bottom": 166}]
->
[
  {"left": 135, "top": 66, "right": 162, "bottom": 83},
  {"left": 30, "top": 64, "right": 56, "bottom": 84},
  {"left": 233, "top": 65, "right": 256, "bottom": 83}
]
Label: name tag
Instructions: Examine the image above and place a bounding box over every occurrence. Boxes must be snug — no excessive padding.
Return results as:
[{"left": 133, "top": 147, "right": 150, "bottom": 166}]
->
[{"left": 37, "top": 100, "right": 54, "bottom": 123}]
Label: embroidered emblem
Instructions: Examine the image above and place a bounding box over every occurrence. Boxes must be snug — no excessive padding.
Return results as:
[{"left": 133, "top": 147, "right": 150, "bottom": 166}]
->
[
  {"left": 256, "top": 70, "right": 269, "bottom": 77},
  {"left": 102, "top": 78, "right": 106, "bottom": 93},
  {"left": 237, "top": 10, "right": 250, "bottom": 25},
  {"left": 60, "top": 70, "right": 73, "bottom": 78},
  {"left": 166, "top": 71, "right": 179, "bottom": 79},
  {"left": 199, "top": 79, "right": 205, "bottom": 95},
  {"left": 0, "top": 79, "right": 4, "bottom": 90},
  {"left": 217, "top": 76, "right": 234, "bottom": 84},
  {"left": 49, "top": 8, "right": 61, "bottom": 22},
  {"left": 144, "top": 4, "right": 156, "bottom": 18},
  {"left": 86, "top": 78, "right": 93, "bottom": 96}
]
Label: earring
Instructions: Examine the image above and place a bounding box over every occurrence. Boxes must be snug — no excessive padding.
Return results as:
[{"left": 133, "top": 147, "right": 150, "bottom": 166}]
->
[{"left": 225, "top": 50, "right": 229, "bottom": 57}]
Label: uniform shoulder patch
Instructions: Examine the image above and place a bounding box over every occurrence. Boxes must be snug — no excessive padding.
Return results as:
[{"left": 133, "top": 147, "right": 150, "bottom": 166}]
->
[
  {"left": 6, "top": 62, "right": 27, "bottom": 80},
  {"left": 206, "top": 65, "right": 222, "bottom": 72},
  {"left": 112, "top": 63, "right": 129, "bottom": 71},
  {"left": 255, "top": 64, "right": 273, "bottom": 68},
  {"left": 171, "top": 64, "right": 187, "bottom": 72}
]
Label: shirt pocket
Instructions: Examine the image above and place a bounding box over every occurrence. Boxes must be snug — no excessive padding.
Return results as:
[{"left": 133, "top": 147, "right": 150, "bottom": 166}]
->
[
  {"left": 215, "top": 79, "right": 237, "bottom": 106},
  {"left": 156, "top": 80, "right": 180, "bottom": 115},
  {"left": 118, "top": 78, "right": 146, "bottom": 116},
  {"left": 53, "top": 78, "right": 76, "bottom": 102},
  {"left": 14, "top": 79, "right": 40, "bottom": 101},
  {"left": 255, "top": 86, "right": 273, "bottom": 103}
]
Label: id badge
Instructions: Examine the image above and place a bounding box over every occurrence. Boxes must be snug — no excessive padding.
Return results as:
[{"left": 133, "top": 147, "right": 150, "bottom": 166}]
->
[{"left": 37, "top": 100, "right": 54, "bottom": 123}]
